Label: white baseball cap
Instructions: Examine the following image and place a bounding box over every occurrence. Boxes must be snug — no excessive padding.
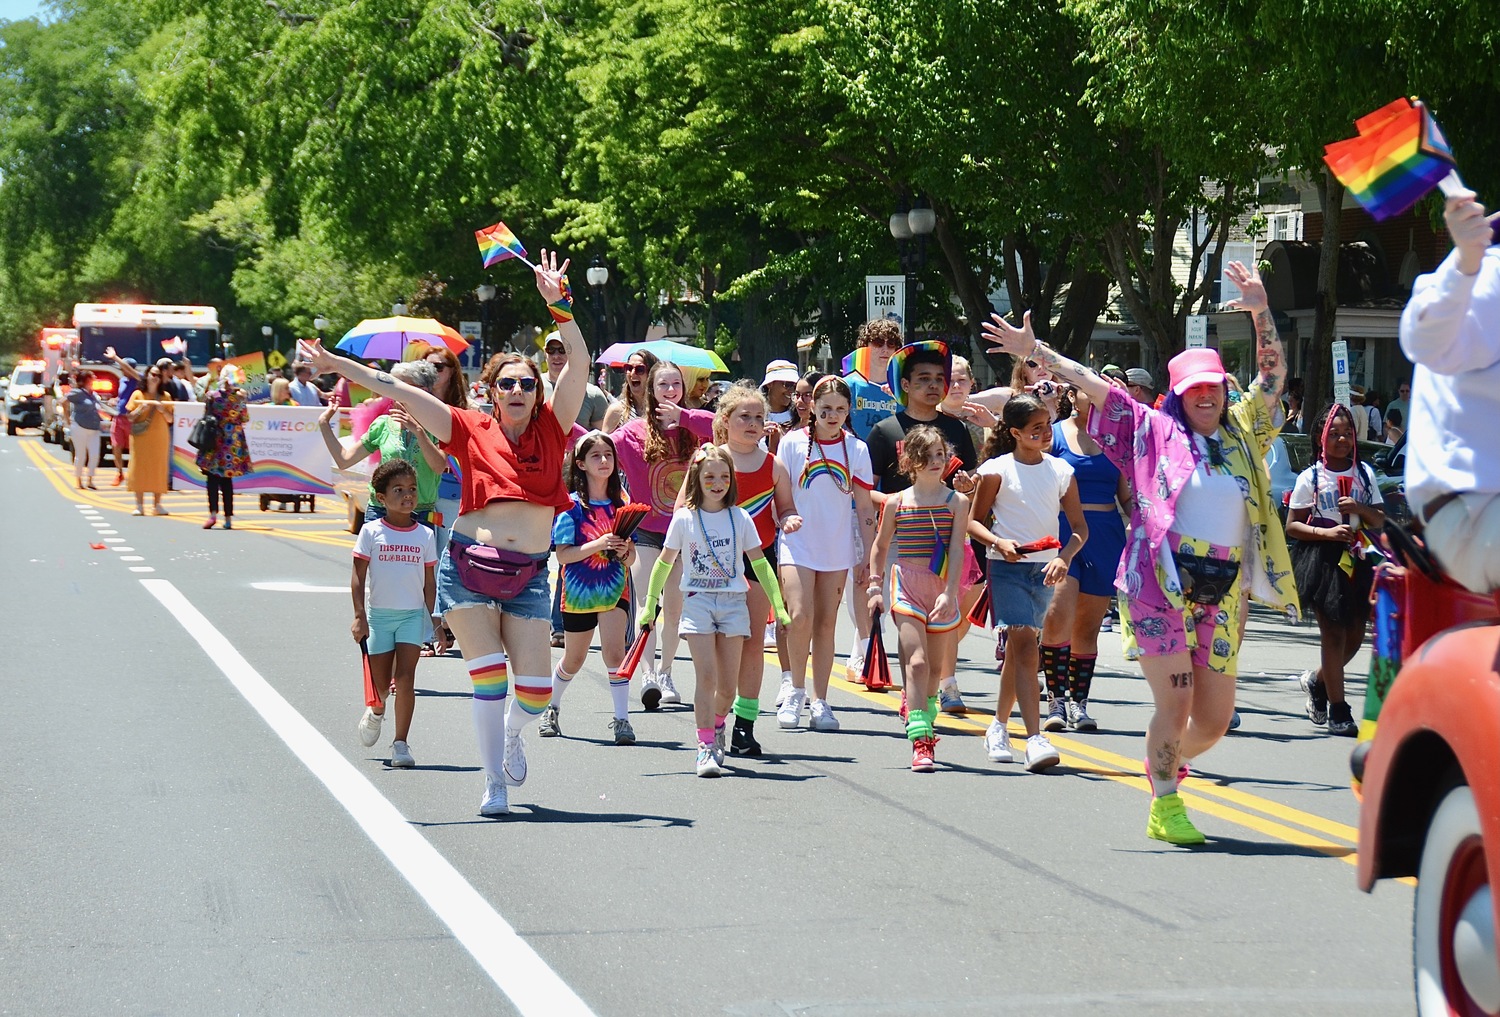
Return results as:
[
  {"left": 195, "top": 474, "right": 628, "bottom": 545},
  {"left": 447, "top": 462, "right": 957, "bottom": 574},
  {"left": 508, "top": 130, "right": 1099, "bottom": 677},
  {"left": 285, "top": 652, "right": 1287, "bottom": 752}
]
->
[{"left": 761, "top": 359, "right": 799, "bottom": 386}]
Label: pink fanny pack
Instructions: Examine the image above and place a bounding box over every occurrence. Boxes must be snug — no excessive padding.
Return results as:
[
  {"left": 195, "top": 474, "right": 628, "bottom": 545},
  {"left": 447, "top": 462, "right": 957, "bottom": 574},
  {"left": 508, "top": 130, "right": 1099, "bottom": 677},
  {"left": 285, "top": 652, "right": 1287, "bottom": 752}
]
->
[{"left": 453, "top": 543, "right": 544, "bottom": 601}]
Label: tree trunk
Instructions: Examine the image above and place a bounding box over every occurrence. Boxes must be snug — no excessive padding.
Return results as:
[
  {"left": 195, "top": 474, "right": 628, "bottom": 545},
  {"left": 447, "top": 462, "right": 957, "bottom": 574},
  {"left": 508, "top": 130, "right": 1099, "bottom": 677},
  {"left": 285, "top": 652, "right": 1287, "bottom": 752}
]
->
[{"left": 1306, "top": 171, "right": 1345, "bottom": 425}]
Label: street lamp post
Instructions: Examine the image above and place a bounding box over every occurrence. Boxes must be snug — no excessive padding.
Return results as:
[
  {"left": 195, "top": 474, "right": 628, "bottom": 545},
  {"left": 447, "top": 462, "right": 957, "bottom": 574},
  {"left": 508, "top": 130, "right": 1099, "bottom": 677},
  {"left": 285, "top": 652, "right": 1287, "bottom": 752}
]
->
[
  {"left": 475, "top": 283, "right": 496, "bottom": 368},
  {"left": 585, "top": 256, "right": 609, "bottom": 357},
  {"left": 391, "top": 299, "right": 409, "bottom": 317},
  {"left": 261, "top": 324, "right": 274, "bottom": 359},
  {"left": 890, "top": 196, "right": 937, "bottom": 331},
  {"left": 313, "top": 315, "right": 328, "bottom": 341}
]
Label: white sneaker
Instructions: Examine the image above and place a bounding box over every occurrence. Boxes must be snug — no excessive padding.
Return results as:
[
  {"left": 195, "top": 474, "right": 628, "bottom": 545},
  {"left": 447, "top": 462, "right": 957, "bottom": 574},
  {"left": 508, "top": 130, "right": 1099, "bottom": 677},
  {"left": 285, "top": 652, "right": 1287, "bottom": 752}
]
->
[
  {"left": 809, "top": 699, "right": 840, "bottom": 732},
  {"left": 389, "top": 740, "right": 415, "bottom": 768},
  {"left": 985, "top": 719, "right": 1014, "bottom": 763},
  {"left": 479, "top": 774, "right": 509, "bottom": 815},
  {"left": 847, "top": 640, "right": 866, "bottom": 681},
  {"left": 640, "top": 671, "right": 662, "bottom": 711},
  {"left": 658, "top": 672, "right": 681, "bottom": 705},
  {"left": 777, "top": 687, "right": 807, "bottom": 729},
  {"left": 1025, "top": 733, "right": 1061, "bottom": 772},
  {"left": 713, "top": 725, "right": 727, "bottom": 765},
  {"left": 775, "top": 672, "right": 795, "bottom": 707},
  {"left": 502, "top": 731, "right": 528, "bottom": 786},
  {"left": 358, "top": 707, "right": 384, "bottom": 747},
  {"left": 763, "top": 621, "right": 778, "bottom": 649},
  {"left": 695, "top": 741, "right": 723, "bottom": 777}
]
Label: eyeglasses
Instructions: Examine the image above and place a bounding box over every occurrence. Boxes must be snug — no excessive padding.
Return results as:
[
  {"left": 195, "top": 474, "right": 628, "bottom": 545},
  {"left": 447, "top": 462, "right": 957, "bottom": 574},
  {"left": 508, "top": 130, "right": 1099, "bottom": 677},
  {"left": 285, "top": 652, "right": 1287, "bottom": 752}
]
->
[
  {"left": 867, "top": 336, "right": 902, "bottom": 349},
  {"left": 493, "top": 377, "right": 539, "bottom": 393}
]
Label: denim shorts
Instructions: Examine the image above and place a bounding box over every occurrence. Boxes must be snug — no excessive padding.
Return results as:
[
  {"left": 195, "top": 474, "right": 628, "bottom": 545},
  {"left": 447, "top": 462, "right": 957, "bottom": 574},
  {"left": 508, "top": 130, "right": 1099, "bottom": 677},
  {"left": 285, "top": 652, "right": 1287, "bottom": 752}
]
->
[
  {"left": 367, "top": 606, "right": 432, "bottom": 654},
  {"left": 987, "top": 559, "right": 1052, "bottom": 629},
  {"left": 679, "top": 591, "right": 751, "bottom": 638},
  {"left": 436, "top": 533, "right": 551, "bottom": 621}
]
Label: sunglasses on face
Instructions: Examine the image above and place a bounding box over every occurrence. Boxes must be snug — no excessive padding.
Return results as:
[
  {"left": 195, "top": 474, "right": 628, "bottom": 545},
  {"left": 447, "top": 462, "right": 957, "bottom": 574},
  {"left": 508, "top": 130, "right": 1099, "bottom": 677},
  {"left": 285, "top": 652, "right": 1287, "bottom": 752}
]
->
[
  {"left": 545, "top": 347, "right": 566, "bottom": 356},
  {"left": 427, "top": 360, "right": 451, "bottom": 371},
  {"left": 493, "top": 377, "right": 538, "bottom": 393},
  {"left": 868, "top": 336, "right": 902, "bottom": 349},
  {"left": 626, "top": 364, "right": 648, "bottom": 376},
  {"left": 1024, "top": 359, "right": 1041, "bottom": 370}
]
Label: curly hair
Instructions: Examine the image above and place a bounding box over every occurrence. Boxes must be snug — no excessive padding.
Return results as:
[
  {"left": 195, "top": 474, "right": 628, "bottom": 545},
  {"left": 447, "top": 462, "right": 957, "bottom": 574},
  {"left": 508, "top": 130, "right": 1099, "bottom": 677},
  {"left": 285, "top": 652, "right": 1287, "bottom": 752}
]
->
[
  {"left": 897, "top": 424, "right": 952, "bottom": 480},
  {"left": 642, "top": 360, "right": 697, "bottom": 463},
  {"left": 711, "top": 381, "right": 767, "bottom": 445},
  {"left": 857, "top": 318, "right": 902, "bottom": 349}
]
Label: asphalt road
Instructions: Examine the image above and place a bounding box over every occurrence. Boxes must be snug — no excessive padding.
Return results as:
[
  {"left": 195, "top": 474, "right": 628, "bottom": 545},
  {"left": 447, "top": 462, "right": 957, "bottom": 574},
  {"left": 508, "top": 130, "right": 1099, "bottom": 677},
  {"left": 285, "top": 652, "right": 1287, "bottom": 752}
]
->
[{"left": 2, "top": 432, "right": 1417, "bottom": 1016}]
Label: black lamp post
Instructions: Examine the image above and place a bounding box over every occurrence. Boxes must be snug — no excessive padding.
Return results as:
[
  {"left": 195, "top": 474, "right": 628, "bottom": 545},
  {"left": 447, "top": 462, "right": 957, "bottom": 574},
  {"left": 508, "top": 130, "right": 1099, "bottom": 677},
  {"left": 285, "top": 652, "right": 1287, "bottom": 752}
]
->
[
  {"left": 586, "top": 256, "right": 609, "bottom": 356},
  {"left": 475, "top": 284, "right": 496, "bottom": 366},
  {"left": 889, "top": 196, "right": 937, "bottom": 331}
]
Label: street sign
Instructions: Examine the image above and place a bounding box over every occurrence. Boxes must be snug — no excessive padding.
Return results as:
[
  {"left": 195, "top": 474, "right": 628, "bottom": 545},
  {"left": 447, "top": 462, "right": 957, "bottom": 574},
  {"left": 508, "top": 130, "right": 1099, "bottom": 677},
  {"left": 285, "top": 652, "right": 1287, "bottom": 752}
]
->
[
  {"left": 459, "top": 321, "right": 482, "bottom": 340},
  {"left": 1185, "top": 315, "right": 1208, "bottom": 348},
  {"left": 266, "top": 349, "right": 287, "bottom": 370},
  {"left": 865, "top": 275, "right": 905, "bottom": 332},
  {"left": 1331, "top": 339, "right": 1351, "bottom": 409}
]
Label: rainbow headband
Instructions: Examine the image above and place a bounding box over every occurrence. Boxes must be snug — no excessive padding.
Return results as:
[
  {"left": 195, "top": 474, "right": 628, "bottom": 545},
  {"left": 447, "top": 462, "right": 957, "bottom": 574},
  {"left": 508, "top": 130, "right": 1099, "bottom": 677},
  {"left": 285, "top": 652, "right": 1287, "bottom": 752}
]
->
[{"left": 886, "top": 340, "right": 950, "bottom": 409}]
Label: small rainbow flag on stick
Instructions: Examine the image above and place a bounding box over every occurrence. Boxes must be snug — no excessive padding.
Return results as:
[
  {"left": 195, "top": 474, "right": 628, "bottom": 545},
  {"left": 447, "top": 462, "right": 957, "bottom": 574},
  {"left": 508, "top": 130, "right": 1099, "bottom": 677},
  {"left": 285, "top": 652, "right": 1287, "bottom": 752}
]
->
[
  {"left": 161, "top": 336, "right": 187, "bottom": 356},
  {"left": 1323, "top": 98, "right": 1459, "bottom": 221},
  {"left": 475, "top": 221, "right": 534, "bottom": 269}
]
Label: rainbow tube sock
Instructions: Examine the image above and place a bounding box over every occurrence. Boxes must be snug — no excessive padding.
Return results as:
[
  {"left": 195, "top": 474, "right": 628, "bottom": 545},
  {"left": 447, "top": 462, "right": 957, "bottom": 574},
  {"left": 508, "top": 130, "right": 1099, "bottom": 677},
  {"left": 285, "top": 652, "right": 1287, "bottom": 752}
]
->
[
  {"left": 467, "top": 652, "right": 509, "bottom": 777},
  {"left": 551, "top": 665, "right": 576, "bottom": 707},
  {"left": 732, "top": 696, "right": 758, "bottom": 722},
  {"left": 506, "top": 675, "right": 552, "bottom": 736},
  {"left": 608, "top": 671, "right": 630, "bottom": 720},
  {"left": 1040, "top": 643, "right": 1071, "bottom": 700}
]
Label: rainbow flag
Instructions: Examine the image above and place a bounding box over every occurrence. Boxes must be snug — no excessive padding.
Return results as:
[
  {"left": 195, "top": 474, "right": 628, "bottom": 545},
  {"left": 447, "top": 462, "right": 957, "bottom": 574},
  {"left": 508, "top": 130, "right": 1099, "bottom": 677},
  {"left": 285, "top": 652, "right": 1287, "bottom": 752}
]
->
[
  {"left": 1323, "top": 98, "right": 1456, "bottom": 221},
  {"left": 475, "top": 221, "right": 529, "bottom": 268},
  {"left": 842, "top": 347, "right": 876, "bottom": 381},
  {"left": 160, "top": 336, "right": 187, "bottom": 356}
]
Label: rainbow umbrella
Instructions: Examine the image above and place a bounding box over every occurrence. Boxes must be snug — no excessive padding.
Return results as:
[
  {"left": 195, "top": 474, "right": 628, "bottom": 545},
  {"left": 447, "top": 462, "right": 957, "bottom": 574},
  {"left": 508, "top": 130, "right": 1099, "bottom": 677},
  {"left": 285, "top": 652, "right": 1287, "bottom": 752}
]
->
[
  {"left": 596, "top": 339, "right": 726, "bottom": 373},
  {"left": 337, "top": 316, "right": 469, "bottom": 361}
]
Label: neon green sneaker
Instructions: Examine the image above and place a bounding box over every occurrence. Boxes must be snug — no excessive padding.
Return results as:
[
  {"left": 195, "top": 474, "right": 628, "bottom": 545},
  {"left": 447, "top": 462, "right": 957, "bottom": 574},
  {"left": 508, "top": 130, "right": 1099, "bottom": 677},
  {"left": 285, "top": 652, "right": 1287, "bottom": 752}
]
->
[{"left": 1147, "top": 792, "right": 1206, "bottom": 845}]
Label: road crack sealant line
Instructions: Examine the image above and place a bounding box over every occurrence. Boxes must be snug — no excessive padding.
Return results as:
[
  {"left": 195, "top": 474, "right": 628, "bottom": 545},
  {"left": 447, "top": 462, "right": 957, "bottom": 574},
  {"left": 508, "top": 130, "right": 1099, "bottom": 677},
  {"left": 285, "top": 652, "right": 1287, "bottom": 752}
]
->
[
  {"left": 780, "top": 650, "right": 1366, "bottom": 863},
  {"left": 140, "top": 578, "right": 596, "bottom": 1017}
]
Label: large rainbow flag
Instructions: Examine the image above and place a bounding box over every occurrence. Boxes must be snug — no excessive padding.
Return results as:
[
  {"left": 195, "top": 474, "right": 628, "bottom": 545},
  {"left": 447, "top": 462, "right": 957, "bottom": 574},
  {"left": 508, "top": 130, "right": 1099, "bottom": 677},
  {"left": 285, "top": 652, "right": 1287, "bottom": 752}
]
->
[
  {"left": 1323, "top": 98, "right": 1456, "bottom": 222},
  {"left": 475, "top": 221, "right": 530, "bottom": 268},
  {"left": 842, "top": 346, "right": 877, "bottom": 380}
]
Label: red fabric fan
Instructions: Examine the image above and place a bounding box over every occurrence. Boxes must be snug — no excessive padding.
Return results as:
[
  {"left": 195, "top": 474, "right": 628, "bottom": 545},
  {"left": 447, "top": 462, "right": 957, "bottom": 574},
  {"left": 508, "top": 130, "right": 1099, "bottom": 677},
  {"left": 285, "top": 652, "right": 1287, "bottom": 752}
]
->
[
  {"left": 360, "top": 638, "right": 381, "bottom": 709},
  {"left": 966, "top": 585, "right": 991, "bottom": 627},
  {"left": 618, "top": 623, "right": 654, "bottom": 680},
  {"left": 942, "top": 455, "right": 965, "bottom": 483},
  {"left": 612, "top": 502, "right": 651, "bottom": 540},
  {"left": 861, "top": 609, "right": 893, "bottom": 691},
  {"left": 1015, "top": 535, "right": 1062, "bottom": 555}
]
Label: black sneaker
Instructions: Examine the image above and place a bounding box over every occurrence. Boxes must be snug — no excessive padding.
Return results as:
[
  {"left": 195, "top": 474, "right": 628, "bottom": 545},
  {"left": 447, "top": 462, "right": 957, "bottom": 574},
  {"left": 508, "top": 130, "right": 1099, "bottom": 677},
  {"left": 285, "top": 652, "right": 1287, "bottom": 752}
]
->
[
  {"left": 729, "top": 717, "right": 762, "bottom": 757},
  {"left": 1298, "top": 670, "right": 1328, "bottom": 726},
  {"left": 1327, "top": 701, "right": 1358, "bottom": 737}
]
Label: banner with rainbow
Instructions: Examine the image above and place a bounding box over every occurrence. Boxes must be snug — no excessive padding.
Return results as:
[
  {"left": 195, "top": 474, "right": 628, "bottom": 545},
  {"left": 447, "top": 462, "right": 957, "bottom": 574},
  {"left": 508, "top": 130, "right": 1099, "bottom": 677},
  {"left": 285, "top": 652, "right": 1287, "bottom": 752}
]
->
[{"left": 170, "top": 404, "right": 334, "bottom": 495}]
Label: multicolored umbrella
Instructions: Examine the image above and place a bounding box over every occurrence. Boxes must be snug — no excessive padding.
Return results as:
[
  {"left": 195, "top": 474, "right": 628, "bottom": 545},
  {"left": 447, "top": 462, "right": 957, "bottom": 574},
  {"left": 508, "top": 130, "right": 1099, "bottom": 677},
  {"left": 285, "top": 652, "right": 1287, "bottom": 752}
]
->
[
  {"left": 596, "top": 339, "right": 727, "bottom": 373},
  {"left": 337, "top": 316, "right": 469, "bottom": 361}
]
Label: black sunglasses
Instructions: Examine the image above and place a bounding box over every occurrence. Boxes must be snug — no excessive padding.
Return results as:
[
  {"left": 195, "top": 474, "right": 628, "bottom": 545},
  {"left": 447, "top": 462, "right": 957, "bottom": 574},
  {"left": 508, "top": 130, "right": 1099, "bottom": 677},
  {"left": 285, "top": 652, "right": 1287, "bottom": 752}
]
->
[
  {"left": 493, "top": 377, "right": 539, "bottom": 393},
  {"left": 626, "top": 364, "right": 649, "bottom": 375}
]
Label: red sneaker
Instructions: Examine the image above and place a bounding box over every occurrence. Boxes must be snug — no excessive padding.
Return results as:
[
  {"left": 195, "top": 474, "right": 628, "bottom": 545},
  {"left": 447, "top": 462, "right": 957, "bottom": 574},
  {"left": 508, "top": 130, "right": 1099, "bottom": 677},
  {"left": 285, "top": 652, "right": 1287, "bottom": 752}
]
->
[
  {"left": 911, "top": 736, "right": 937, "bottom": 772},
  {"left": 899, "top": 684, "right": 909, "bottom": 722}
]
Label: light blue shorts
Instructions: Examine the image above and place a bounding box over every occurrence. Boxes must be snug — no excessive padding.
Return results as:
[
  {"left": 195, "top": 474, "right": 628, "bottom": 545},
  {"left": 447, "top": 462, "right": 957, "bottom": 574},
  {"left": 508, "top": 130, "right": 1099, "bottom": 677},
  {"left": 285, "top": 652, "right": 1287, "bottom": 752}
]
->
[
  {"left": 987, "top": 559, "right": 1051, "bottom": 630},
  {"left": 367, "top": 607, "right": 431, "bottom": 654}
]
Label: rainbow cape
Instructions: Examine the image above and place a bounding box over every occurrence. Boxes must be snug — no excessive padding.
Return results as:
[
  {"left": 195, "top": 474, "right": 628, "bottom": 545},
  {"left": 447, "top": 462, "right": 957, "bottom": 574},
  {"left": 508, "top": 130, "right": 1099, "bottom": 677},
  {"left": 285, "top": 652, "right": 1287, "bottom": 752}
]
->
[
  {"left": 1323, "top": 98, "right": 1456, "bottom": 221},
  {"left": 475, "top": 221, "right": 529, "bottom": 268}
]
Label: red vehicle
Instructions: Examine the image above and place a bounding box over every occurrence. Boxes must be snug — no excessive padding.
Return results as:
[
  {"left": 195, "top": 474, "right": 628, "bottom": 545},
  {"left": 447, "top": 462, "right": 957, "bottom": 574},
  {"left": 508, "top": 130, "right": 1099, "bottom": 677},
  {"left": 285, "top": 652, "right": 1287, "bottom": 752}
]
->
[{"left": 1355, "top": 542, "right": 1500, "bottom": 1015}]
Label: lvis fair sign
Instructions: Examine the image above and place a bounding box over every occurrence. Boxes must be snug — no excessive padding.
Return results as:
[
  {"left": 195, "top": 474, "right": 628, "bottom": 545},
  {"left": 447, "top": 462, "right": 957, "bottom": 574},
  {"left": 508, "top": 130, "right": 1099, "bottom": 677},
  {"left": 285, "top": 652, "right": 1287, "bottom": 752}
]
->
[{"left": 865, "top": 275, "right": 906, "bottom": 332}]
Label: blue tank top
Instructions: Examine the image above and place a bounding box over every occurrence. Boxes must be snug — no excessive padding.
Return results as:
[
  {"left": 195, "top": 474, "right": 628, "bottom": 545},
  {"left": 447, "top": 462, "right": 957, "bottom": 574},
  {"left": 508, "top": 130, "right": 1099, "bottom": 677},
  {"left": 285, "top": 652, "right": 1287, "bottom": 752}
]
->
[{"left": 1051, "top": 421, "right": 1120, "bottom": 505}]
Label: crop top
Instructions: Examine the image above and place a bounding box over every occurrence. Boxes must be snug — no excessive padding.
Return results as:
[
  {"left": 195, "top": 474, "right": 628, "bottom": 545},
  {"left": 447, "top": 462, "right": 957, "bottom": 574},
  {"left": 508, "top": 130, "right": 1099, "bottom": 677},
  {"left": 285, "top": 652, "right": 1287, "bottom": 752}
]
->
[{"left": 440, "top": 403, "right": 571, "bottom": 515}]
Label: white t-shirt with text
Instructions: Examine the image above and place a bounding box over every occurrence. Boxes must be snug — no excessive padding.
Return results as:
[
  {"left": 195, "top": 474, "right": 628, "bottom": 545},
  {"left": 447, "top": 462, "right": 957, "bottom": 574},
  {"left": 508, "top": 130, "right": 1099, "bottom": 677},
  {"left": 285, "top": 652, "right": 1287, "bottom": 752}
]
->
[
  {"left": 665, "top": 505, "right": 760, "bottom": 593},
  {"left": 1290, "top": 462, "right": 1383, "bottom": 532},
  {"left": 354, "top": 518, "right": 437, "bottom": 610}
]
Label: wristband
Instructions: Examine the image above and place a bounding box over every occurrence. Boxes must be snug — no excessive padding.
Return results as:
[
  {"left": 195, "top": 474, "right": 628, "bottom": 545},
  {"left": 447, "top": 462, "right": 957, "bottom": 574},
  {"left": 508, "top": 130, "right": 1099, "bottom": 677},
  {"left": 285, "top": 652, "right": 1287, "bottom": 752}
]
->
[{"left": 547, "top": 275, "right": 576, "bottom": 325}]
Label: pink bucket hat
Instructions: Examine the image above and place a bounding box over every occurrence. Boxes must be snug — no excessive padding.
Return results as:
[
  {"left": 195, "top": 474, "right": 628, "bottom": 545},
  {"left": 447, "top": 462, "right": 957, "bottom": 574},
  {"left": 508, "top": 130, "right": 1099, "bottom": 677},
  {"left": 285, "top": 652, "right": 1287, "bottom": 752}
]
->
[{"left": 1168, "top": 348, "right": 1227, "bottom": 395}]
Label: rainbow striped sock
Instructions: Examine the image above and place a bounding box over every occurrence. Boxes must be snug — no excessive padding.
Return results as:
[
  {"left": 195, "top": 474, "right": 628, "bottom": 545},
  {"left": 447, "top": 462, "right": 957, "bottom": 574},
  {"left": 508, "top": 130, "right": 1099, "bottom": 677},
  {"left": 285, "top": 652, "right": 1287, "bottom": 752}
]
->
[
  {"left": 468, "top": 652, "right": 509, "bottom": 702},
  {"left": 506, "top": 675, "right": 552, "bottom": 735},
  {"left": 551, "top": 665, "right": 575, "bottom": 707}
]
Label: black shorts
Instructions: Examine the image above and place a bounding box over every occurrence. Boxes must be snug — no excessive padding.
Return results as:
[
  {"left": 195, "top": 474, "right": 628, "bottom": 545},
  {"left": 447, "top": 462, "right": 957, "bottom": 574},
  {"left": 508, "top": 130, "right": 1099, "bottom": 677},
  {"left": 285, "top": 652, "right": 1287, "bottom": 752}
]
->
[
  {"left": 743, "top": 540, "right": 779, "bottom": 583},
  {"left": 561, "top": 596, "right": 631, "bottom": 633},
  {"left": 633, "top": 528, "right": 665, "bottom": 550}
]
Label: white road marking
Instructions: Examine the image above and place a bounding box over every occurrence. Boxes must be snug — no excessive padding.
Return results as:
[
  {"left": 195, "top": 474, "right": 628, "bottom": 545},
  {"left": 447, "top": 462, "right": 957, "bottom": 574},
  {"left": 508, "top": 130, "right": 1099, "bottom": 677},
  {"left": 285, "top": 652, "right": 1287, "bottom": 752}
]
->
[
  {"left": 120, "top": 556, "right": 144, "bottom": 561},
  {"left": 111, "top": 546, "right": 136, "bottom": 552},
  {"left": 139, "top": 579, "right": 595, "bottom": 1017},
  {"left": 104, "top": 538, "right": 125, "bottom": 543},
  {"left": 250, "top": 581, "right": 348, "bottom": 593},
  {"left": 129, "top": 566, "right": 155, "bottom": 572},
  {"left": 99, "top": 530, "right": 118, "bottom": 535}
]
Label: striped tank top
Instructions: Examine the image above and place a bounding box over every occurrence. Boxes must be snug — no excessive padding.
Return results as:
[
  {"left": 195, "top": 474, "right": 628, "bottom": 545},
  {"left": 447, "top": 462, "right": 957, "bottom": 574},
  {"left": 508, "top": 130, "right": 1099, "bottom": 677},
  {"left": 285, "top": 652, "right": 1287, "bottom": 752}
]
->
[
  {"left": 893, "top": 491, "right": 955, "bottom": 579},
  {"left": 735, "top": 451, "right": 778, "bottom": 550}
]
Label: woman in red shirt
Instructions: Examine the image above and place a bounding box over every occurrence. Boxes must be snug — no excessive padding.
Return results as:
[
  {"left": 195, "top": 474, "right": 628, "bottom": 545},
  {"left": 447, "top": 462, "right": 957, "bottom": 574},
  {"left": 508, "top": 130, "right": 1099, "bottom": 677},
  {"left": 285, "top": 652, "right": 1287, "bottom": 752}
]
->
[{"left": 306, "top": 251, "right": 586, "bottom": 817}]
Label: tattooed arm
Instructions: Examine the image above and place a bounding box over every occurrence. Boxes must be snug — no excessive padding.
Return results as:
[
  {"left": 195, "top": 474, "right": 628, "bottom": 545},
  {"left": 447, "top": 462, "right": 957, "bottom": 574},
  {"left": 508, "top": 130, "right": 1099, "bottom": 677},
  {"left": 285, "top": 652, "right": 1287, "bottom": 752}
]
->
[
  {"left": 1225, "top": 260, "right": 1285, "bottom": 409},
  {"left": 981, "top": 309, "right": 1112, "bottom": 407}
]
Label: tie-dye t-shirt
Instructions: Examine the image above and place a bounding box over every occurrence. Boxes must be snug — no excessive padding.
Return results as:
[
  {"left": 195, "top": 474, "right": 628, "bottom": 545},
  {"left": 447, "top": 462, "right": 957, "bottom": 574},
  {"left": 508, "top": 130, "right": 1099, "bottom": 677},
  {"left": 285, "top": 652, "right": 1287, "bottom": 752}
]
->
[{"left": 551, "top": 495, "right": 629, "bottom": 613}]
